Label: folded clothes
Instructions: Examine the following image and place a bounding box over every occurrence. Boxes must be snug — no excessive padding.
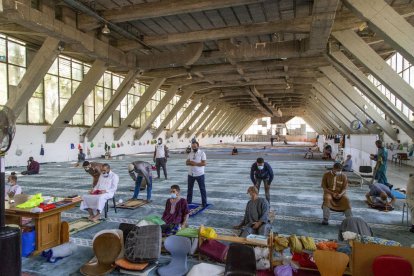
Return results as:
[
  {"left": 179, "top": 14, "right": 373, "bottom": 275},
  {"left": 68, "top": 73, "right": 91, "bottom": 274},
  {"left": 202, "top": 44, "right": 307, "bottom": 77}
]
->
[{"left": 316, "top": 241, "right": 338, "bottom": 251}]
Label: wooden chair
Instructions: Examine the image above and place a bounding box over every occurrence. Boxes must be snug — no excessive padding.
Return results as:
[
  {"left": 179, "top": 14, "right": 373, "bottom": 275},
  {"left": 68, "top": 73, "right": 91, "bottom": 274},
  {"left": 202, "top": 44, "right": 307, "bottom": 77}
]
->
[
  {"left": 397, "top": 153, "right": 409, "bottom": 166},
  {"left": 314, "top": 250, "right": 349, "bottom": 276}
]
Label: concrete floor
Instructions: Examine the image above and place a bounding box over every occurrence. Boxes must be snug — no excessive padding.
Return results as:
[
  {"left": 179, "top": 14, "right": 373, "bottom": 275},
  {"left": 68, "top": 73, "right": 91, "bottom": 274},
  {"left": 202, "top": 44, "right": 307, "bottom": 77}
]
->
[{"left": 9, "top": 142, "right": 414, "bottom": 275}]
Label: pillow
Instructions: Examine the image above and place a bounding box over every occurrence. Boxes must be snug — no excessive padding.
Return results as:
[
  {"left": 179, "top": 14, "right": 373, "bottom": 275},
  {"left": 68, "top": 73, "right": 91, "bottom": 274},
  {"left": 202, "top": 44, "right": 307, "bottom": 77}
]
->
[
  {"left": 115, "top": 258, "right": 148, "bottom": 271},
  {"left": 360, "top": 236, "right": 401, "bottom": 247}
]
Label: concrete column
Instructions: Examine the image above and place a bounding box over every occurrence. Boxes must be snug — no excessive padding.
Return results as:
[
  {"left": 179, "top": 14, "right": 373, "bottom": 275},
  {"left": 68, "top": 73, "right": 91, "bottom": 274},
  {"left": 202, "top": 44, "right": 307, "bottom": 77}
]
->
[
  {"left": 222, "top": 113, "right": 246, "bottom": 135},
  {"left": 6, "top": 36, "right": 60, "bottom": 118},
  {"left": 135, "top": 85, "right": 178, "bottom": 140},
  {"left": 167, "top": 96, "right": 202, "bottom": 136},
  {"left": 46, "top": 59, "right": 107, "bottom": 143},
  {"left": 86, "top": 69, "right": 141, "bottom": 141},
  {"left": 308, "top": 104, "right": 339, "bottom": 134},
  {"left": 212, "top": 111, "right": 236, "bottom": 136},
  {"left": 186, "top": 103, "right": 219, "bottom": 138},
  {"left": 114, "top": 78, "right": 166, "bottom": 140},
  {"left": 195, "top": 106, "right": 223, "bottom": 137},
  {"left": 307, "top": 101, "right": 342, "bottom": 133},
  {"left": 310, "top": 89, "right": 353, "bottom": 133},
  {"left": 316, "top": 79, "right": 374, "bottom": 133},
  {"left": 231, "top": 114, "right": 251, "bottom": 135},
  {"left": 153, "top": 89, "right": 194, "bottom": 138},
  {"left": 204, "top": 110, "right": 227, "bottom": 136},
  {"left": 343, "top": 0, "right": 414, "bottom": 65},
  {"left": 214, "top": 111, "right": 239, "bottom": 137},
  {"left": 327, "top": 51, "right": 414, "bottom": 138},
  {"left": 332, "top": 30, "right": 414, "bottom": 111},
  {"left": 320, "top": 66, "right": 397, "bottom": 139},
  {"left": 177, "top": 99, "right": 212, "bottom": 138},
  {"left": 236, "top": 116, "right": 255, "bottom": 136},
  {"left": 227, "top": 114, "right": 247, "bottom": 135}
]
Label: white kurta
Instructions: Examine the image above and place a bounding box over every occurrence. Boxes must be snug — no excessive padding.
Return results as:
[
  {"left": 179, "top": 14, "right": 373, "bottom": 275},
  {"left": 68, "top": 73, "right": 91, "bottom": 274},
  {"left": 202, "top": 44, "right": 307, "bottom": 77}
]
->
[{"left": 80, "top": 171, "right": 119, "bottom": 212}]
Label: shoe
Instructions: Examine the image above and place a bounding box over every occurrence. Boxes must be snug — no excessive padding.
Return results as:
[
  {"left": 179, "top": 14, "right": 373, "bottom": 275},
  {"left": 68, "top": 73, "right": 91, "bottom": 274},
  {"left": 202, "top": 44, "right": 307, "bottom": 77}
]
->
[
  {"left": 321, "top": 220, "right": 329, "bottom": 225},
  {"left": 410, "top": 226, "right": 414, "bottom": 233},
  {"left": 146, "top": 199, "right": 152, "bottom": 203}
]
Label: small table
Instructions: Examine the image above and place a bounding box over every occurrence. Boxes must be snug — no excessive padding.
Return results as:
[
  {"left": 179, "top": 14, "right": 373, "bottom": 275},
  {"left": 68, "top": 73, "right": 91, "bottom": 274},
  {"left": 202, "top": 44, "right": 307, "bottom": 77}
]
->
[{"left": 5, "top": 194, "right": 79, "bottom": 255}]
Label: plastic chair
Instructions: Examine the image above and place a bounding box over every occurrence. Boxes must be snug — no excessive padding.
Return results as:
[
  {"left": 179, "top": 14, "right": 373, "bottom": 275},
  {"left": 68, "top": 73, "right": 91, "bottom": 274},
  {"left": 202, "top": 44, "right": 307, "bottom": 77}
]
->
[
  {"left": 372, "top": 255, "right": 412, "bottom": 276},
  {"left": 225, "top": 243, "right": 256, "bottom": 276},
  {"left": 314, "top": 250, "right": 349, "bottom": 276},
  {"left": 402, "top": 202, "right": 410, "bottom": 225},
  {"left": 104, "top": 197, "right": 117, "bottom": 218},
  {"left": 157, "top": 235, "right": 191, "bottom": 276}
]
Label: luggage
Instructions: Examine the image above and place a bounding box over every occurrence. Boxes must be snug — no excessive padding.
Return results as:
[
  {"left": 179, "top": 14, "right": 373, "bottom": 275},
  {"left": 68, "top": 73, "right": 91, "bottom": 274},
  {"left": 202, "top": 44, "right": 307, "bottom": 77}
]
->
[
  {"left": 198, "top": 239, "right": 229, "bottom": 263},
  {"left": 124, "top": 225, "right": 161, "bottom": 263}
]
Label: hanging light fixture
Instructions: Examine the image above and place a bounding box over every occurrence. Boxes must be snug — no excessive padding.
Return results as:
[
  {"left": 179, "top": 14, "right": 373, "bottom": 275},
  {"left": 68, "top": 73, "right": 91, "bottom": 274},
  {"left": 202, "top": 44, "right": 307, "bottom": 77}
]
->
[{"left": 102, "top": 24, "right": 110, "bottom": 34}]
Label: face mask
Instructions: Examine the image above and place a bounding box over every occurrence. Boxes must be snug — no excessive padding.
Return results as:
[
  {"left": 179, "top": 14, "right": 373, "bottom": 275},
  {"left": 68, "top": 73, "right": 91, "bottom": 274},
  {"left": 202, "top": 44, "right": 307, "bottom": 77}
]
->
[
  {"left": 170, "top": 193, "right": 177, "bottom": 199},
  {"left": 258, "top": 165, "right": 264, "bottom": 170},
  {"left": 158, "top": 140, "right": 162, "bottom": 145},
  {"left": 193, "top": 148, "right": 198, "bottom": 152},
  {"left": 102, "top": 172, "right": 109, "bottom": 177},
  {"left": 333, "top": 171, "right": 341, "bottom": 176}
]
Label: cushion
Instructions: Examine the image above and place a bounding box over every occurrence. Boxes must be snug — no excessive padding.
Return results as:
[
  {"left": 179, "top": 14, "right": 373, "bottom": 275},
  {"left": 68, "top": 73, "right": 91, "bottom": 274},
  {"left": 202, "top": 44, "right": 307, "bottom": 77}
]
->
[
  {"left": 125, "top": 225, "right": 161, "bottom": 263},
  {"left": 115, "top": 258, "right": 148, "bottom": 271},
  {"left": 360, "top": 236, "right": 401, "bottom": 247}
]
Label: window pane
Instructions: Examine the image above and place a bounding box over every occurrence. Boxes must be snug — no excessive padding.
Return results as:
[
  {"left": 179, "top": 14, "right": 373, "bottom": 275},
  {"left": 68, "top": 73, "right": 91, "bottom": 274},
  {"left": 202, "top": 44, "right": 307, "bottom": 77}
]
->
[
  {"left": 8, "top": 65, "right": 25, "bottom": 85},
  {"left": 59, "top": 57, "right": 71, "bottom": 78},
  {"left": 48, "top": 58, "right": 58, "bottom": 75},
  {"left": 44, "top": 74, "right": 59, "bottom": 123},
  {"left": 0, "top": 38, "right": 6, "bottom": 62},
  {"left": 0, "top": 63, "right": 7, "bottom": 105},
  {"left": 72, "top": 62, "right": 83, "bottom": 81},
  {"left": 7, "top": 41, "right": 25, "bottom": 66}
]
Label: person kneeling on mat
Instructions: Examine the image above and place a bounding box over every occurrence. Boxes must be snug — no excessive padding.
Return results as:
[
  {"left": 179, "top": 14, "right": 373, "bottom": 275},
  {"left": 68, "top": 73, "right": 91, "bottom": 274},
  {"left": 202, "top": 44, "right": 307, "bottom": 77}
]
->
[
  {"left": 233, "top": 186, "right": 271, "bottom": 237},
  {"left": 365, "top": 183, "right": 396, "bottom": 210},
  {"left": 161, "top": 185, "right": 189, "bottom": 235},
  {"left": 128, "top": 161, "right": 153, "bottom": 202}
]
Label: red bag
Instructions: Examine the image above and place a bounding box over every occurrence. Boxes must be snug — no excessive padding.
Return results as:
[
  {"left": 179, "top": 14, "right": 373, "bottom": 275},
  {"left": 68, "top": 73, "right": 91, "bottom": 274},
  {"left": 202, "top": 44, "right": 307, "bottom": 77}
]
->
[
  {"left": 198, "top": 239, "right": 229, "bottom": 263},
  {"left": 292, "top": 252, "right": 317, "bottom": 269},
  {"left": 39, "top": 203, "right": 56, "bottom": 211}
]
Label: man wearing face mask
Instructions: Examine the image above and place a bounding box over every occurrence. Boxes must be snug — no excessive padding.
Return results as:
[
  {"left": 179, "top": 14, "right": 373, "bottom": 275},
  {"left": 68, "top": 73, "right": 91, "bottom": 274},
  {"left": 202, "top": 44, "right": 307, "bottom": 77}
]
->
[
  {"left": 80, "top": 163, "right": 118, "bottom": 222},
  {"left": 153, "top": 138, "right": 169, "bottom": 179},
  {"left": 234, "top": 186, "right": 271, "bottom": 237},
  {"left": 128, "top": 161, "right": 152, "bottom": 201},
  {"left": 161, "top": 185, "right": 189, "bottom": 235},
  {"left": 321, "top": 163, "right": 352, "bottom": 225},
  {"left": 250, "top": 157, "right": 274, "bottom": 204},
  {"left": 186, "top": 141, "right": 208, "bottom": 207},
  {"left": 82, "top": 161, "right": 104, "bottom": 187}
]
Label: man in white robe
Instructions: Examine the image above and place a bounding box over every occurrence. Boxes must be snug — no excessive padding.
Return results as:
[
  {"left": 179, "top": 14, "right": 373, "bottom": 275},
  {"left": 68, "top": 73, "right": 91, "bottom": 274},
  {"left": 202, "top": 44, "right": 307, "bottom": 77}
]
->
[{"left": 80, "top": 163, "right": 118, "bottom": 221}]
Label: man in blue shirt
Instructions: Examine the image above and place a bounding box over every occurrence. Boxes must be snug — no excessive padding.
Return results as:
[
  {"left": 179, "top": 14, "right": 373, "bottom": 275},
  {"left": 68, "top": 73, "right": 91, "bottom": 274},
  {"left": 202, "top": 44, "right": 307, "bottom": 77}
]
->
[{"left": 250, "top": 157, "right": 274, "bottom": 204}]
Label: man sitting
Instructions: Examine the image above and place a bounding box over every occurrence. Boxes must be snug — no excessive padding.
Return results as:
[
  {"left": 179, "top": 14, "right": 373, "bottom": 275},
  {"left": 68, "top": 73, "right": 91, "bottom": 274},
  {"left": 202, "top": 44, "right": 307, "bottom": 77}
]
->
[
  {"left": 365, "top": 183, "right": 396, "bottom": 210},
  {"left": 161, "top": 185, "right": 189, "bottom": 235},
  {"left": 234, "top": 186, "right": 271, "bottom": 237},
  {"left": 231, "top": 146, "right": 238, "bottom": 155},
  {"left": 304, "top": 148, "right": 313, "bottom": 159},
  {"left": 321, "top": 163, "right": 352, "bottom": 225},
  {"left": 80, "top": 164, "right": 118, "bottom": 222},
  {"left": 128, "top": 161, "right": 152, "bottom": 201},
  {"left": 21, "top": 157, "right": 40, "bottom": 175},
  {"left": 342, "top": 155, "right": 353, "bottom": 172}
]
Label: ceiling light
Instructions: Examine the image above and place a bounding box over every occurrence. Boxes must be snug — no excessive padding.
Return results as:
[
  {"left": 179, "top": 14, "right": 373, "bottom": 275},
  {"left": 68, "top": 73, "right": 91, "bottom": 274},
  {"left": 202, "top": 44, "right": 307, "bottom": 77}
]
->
[
  {"left": 220, "top": 92, "right": 224, "bottom": 98},
  {"left": 286, "top": 83, "right": 291, "bottom": 90},
  {"left": 187, "top": 73, "right": 192, "bottom": 80},
  {"left": 102, "top": 24, "right": 110, "bottom": 34}
]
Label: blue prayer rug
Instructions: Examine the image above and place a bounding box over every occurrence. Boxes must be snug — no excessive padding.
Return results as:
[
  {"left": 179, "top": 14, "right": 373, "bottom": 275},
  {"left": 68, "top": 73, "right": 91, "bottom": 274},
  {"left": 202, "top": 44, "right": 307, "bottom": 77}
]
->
[{"left": 188, "top": 203, "right": 213, "bottom": 217}]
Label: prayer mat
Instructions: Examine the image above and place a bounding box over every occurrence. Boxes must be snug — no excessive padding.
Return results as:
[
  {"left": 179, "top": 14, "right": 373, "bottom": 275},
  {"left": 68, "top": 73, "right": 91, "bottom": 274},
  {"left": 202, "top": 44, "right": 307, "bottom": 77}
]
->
[
  {"left": 69, "top": 218, "right": 101, "bottom": 234},
  {"left": 116, "top": 199, "right": 148, "bottom": 209},
  {"left": 188, "top": 203, "right": 212, "bottom": 217},
  {"left": 391, "top": 189, "right": 406, "bottom": 199}
]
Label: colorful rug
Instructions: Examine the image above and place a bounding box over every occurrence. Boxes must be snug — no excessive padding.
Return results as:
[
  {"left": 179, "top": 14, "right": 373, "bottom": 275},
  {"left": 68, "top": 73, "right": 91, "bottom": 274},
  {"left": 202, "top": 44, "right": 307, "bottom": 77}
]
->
[
  {"left": 188, "top": 203, "right": 212, "bottom": 217},
  {"left": 391, "top": 189, "right": 406, "bottom": 199},
  {"left": 69, "top": 218, "right": 101, "bottom": 234},
  {"left": 116, "top": 199, "right": 148, "bottom": 209}
]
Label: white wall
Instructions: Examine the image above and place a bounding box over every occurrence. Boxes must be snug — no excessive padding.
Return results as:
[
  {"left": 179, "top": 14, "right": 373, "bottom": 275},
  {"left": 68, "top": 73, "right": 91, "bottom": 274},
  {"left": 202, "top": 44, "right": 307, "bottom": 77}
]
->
[
  {"left": 5, "top": 125, "right": 237, "bottom": 167},
  {"left": 342, "top": 135, "right": 378, "bottom": 171}
]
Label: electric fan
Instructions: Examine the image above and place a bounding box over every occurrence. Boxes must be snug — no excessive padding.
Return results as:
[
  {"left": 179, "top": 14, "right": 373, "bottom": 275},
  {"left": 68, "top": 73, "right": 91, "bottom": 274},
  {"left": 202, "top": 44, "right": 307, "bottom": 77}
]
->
[{"left": 0, "top": 105, "right": 21, "bottom": 276}]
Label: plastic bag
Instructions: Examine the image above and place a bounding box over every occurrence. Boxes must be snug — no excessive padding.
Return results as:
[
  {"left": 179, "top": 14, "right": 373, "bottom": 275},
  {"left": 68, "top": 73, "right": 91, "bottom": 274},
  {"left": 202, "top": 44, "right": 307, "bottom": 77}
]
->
[
  {"left": 142, "top": 215, "right": 165, "bottom": 225},
  {"left": 200, "top": 225, "right": 217, "bottom": 239},
  {"left": 274, "top": 264, "right": 294, "bottom": 276},
  {"left": 17, "top": 193, "right": 44, "bottom": 209}
]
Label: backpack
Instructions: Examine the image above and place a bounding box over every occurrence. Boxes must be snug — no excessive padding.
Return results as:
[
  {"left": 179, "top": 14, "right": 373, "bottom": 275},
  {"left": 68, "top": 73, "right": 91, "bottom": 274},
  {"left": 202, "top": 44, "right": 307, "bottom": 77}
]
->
[{"left": 124, "top": 225, "right": 161, "bottom": 263}]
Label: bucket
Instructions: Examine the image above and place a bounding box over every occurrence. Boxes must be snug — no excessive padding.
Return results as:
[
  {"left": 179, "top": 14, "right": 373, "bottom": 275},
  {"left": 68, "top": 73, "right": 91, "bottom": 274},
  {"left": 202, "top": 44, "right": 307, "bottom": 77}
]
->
[{"left": 21, "top": 230, "right": 36, "bottom": 257}]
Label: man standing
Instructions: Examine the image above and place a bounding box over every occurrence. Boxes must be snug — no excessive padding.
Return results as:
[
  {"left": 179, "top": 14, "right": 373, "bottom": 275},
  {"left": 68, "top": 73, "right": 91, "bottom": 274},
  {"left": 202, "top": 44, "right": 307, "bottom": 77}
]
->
[
  {"left": 321, "top": 163, "right": 352, "bottom": 225},
  {"left": 250, "top": 157, "right": 273, "bottom": 204},
  {"left": 153, "top": 138, "right": 168, "bottom": 179},
  {"left": 186, "top": 141, "right": 207, "bottom": 207},
  {"left": 128, "top": 161, "right": 152, "bottom": 201},
  {"left": 370, "top": 140, "right": 391, "bottom": 188},
  {"left": 80, "top": 163, "right": 118, "bottom": 222},
  {"left": 234, "top": 186, "right": 271, "bottom": 237},
  {"left": 21, "top": 157, "right": 40, "bottom": 175},
  {"left": 83, "top": 161, "right": 104, "bottom": 187},
  {"left": 365, "top": 183, "right": 396, "bottom": 209}
]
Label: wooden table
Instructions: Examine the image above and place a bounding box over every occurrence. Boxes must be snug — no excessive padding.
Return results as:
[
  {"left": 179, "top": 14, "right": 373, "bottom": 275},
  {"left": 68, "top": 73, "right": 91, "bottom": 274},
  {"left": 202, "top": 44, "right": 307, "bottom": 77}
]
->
[{"left": 5, "top": 194, "right": 79, "bottom": 255}]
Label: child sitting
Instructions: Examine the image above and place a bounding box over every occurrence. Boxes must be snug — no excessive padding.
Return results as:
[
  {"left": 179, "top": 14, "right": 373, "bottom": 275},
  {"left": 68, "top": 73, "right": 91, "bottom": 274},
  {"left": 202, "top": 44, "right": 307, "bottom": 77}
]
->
[{"left": 161, "top": 185, "right": 189, "bottom": 235}]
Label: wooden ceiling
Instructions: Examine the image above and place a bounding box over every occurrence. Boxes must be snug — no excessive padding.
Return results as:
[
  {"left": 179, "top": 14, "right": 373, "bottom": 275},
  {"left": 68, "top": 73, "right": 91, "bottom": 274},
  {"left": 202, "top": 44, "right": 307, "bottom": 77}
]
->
[{"left": 0, "top": 0, "right": 413, "bottom": 118}]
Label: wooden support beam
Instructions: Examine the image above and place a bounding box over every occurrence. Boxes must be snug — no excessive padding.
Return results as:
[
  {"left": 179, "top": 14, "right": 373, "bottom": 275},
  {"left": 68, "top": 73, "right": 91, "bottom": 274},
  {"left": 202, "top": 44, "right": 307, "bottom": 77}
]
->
[
  {"left": 114, "top": 78, "right": 166, "bottom": 141},
  {"left": 186, "top": 103, "right": 218, "bottom": 138},
  {"left": 177, "top": 100, "right": 212, "bottom": 138},
  {"left": 46, "top": 60, "right": 107, "bottom": 143},
  {"left": 167, "top": 96, "right": 202, "bottom": 136}
]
